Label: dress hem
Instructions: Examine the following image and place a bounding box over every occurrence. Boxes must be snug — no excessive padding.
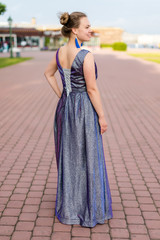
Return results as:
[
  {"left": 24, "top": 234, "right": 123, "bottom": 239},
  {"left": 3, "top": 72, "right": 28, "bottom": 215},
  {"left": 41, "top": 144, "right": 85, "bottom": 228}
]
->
[{"left": 55, "top": 211, "right": 113, "bottom": 228}]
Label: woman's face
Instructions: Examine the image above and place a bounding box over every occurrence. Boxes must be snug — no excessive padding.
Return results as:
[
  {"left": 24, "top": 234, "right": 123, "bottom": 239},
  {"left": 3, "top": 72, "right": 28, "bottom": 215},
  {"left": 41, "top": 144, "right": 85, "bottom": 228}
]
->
[{"left": 74, "top": 17, "right": 92, "bottom": 41}]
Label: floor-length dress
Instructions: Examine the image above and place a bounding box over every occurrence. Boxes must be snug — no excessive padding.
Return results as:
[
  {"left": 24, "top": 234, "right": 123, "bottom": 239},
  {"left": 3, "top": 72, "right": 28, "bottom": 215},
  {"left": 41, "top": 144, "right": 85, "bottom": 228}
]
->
[{"left": 54, "top": 47, "right": 113, "bottom": 228}]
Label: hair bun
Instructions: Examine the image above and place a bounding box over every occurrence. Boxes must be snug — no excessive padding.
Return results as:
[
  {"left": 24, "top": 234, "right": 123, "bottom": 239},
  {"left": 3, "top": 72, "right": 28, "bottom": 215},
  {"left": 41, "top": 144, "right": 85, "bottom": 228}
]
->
[{"left": 60, "top": 12, "right": 70, "bottom": 25}]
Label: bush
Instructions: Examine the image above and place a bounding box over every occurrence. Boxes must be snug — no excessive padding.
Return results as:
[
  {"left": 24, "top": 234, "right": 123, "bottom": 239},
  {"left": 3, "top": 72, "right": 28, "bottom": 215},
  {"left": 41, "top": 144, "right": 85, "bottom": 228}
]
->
[
  {"left": 112, "top": 42, "right": 127, "bottom": 51},
  {"left": 100, "top": 43, "right": 113, "bottom": 48}
]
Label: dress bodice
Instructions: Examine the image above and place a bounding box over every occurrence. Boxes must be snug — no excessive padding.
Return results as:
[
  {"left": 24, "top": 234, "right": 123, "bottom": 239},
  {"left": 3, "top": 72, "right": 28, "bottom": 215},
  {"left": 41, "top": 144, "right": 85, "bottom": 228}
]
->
[{"left": 56, "top": 48, "right": 98, "bottom": 95}]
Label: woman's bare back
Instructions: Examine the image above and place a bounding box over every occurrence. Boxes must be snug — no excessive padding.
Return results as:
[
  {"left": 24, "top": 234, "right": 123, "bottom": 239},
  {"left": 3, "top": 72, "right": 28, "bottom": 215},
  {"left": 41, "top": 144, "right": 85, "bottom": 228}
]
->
[{"left": 58, "top": 45, "right": 82, "bottom": 70}]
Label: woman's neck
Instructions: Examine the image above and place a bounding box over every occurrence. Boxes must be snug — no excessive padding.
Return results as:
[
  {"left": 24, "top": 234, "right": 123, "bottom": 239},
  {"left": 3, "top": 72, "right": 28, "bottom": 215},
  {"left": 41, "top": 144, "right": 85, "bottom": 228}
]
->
[{"left": 67, "top": 35, "right": 82, "bottom": 48}]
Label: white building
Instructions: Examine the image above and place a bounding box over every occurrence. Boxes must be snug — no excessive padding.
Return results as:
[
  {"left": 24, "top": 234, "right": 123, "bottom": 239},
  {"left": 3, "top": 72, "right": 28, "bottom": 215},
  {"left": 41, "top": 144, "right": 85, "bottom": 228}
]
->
[{"left": 122, "top": 32, "right": 160, "bottom": 48}]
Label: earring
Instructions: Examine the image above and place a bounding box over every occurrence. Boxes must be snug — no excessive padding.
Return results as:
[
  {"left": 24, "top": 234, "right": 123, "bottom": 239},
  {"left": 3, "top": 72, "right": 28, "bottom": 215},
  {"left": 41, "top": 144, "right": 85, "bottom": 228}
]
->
[{"left": 75, "top": 36, "right": 83, "bottom": 48}]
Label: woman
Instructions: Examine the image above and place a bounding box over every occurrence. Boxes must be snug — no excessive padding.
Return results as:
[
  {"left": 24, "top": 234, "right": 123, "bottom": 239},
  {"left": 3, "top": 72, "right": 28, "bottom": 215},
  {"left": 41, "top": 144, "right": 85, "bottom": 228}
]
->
[{"left": 44, "top": 11, "right": 113, "bottom": 228}]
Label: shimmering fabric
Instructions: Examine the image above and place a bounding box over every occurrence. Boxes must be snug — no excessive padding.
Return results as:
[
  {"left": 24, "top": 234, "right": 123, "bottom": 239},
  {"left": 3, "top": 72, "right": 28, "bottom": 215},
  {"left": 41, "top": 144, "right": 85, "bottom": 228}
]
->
[{"left": 54, "top": 47, "right": 113, "bottom": 227}]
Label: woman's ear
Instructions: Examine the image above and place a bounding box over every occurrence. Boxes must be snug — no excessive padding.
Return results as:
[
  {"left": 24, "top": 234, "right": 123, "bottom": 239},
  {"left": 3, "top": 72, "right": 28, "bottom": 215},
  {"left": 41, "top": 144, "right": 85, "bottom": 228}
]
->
[{"left": 71, "top": 28, "right": 77, "bottom": 35}]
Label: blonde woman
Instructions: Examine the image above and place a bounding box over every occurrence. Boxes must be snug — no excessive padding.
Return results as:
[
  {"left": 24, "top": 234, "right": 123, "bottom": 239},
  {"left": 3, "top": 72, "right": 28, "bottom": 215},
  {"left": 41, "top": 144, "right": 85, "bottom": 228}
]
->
[{"left": 44, "top": 11, "right": 113, "bottom": 228}]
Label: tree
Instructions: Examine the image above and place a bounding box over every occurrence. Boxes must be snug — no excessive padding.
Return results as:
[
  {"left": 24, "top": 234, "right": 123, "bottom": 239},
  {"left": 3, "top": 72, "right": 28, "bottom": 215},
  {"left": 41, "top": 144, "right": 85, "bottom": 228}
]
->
[{"left": 0, "top": 2, "right": 6, "bottom": 15}]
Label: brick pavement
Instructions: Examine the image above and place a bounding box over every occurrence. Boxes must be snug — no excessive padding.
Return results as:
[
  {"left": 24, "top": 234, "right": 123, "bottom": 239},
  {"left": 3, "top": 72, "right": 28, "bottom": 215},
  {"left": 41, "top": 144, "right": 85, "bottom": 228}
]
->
[{"left": 0, "top": 49, "right": 160, "bottom": 240}]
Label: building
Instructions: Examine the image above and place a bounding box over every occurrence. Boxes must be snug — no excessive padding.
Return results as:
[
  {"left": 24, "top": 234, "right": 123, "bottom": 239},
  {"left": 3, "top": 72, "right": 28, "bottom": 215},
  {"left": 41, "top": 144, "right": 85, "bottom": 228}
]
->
[
  {"left": 0, "top": 17, "right": 124, "bottom": 51},
  {"left": 0, "top": 18, "right": 45, "bottom": 51},
  {"left": 122, "top": 32, "right": 160, "bottom": 48},
  {"left": 92, "top": 27, "right": 124, "bottom": 44}
]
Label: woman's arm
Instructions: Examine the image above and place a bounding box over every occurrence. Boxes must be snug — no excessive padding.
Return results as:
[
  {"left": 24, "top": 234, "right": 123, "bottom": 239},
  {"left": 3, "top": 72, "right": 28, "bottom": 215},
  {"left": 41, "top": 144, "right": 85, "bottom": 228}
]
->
[
  {"left": 83, "top": 52, "right": 107, "bottom": 134},
  {"left": 44, "top": 52, "right": 62, "bottom": 98}
]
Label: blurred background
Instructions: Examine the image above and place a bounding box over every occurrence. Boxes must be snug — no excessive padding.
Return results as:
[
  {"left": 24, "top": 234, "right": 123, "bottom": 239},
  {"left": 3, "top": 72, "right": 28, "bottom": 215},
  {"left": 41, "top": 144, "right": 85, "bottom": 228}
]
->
[{"left": 0, "top": 0, "right": 160, "bottom": 53}]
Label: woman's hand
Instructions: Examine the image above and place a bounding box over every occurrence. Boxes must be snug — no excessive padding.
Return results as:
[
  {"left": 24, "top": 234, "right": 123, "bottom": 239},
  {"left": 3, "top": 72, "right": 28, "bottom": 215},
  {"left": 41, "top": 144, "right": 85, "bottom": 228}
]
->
[{"left": 98, "top": 116, "right": 108, "bottom": 134}]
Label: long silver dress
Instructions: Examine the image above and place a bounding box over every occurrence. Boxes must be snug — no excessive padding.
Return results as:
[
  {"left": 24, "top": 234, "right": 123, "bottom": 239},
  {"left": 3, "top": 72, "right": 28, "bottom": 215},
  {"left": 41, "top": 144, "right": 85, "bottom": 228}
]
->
[{"left": 54, "top": 47, "right": 113, "bottom": 227}]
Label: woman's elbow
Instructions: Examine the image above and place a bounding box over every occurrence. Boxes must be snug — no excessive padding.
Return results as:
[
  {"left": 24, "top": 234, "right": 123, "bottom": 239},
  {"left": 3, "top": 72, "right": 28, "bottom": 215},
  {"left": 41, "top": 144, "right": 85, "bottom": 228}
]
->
[
  {"left": 44, "top": 71, "right": 51, "bottom": 79},
  {"left": 87, "top": 84, "right": 98, "bottom": 94},
  {"left": 44, "top": 70, "right": 47, "bottom": 77},
  {"left": 44, "top": 70, "right": 48, "bottom": 77},
  {"left": 87, "top": 88, "right": 97, "bottom": 96}
]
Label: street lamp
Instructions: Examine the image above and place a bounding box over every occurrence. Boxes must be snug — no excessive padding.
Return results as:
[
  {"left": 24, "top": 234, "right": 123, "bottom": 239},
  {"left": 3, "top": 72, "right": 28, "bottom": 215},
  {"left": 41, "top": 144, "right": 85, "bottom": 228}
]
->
[{"left": 7, "top": 16, "right": 13, "bottom": 58}]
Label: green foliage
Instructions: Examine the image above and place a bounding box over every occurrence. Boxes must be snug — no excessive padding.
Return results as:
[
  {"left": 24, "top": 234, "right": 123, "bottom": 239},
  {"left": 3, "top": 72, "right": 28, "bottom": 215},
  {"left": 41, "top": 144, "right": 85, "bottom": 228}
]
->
[
  {"left": 112, "top": 42, "right": 127, "bottom": 51},
  {"left": 100, "top": 42, "right": 127, "bottom": 51},
  {"left": 0, "top": 2, "right": 6, "bottom": 15},
  {"left": 127, "top": 53, "right": 160, "bottom": 64},
  {"left": 44, "top": 37, "right": 50, "bottom": 47},
  {"left": 100, "top": 43, "right": 113, "bottom": 48},
  {"left": 0, "top": 57, "right": 33, "bottom": 68}
]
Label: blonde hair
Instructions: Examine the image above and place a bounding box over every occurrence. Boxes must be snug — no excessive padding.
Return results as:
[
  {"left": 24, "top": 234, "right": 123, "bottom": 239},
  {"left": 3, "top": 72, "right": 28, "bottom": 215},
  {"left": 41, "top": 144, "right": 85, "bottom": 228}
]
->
[{"left": 58, "top": 11, "right": 87, "bottom": 37}]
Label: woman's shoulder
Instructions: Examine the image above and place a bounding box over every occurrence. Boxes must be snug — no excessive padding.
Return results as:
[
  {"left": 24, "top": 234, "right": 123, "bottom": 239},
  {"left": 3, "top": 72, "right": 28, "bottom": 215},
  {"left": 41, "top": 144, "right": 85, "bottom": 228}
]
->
[
  {"left": 56, "top": 45, "right": 65, "bottom": 53},
  {"left": 81, "top": 48, "right": 91, "bottom": 53},
  {"left": 82, "top": 49, "right": 94, "bottom": 61}
]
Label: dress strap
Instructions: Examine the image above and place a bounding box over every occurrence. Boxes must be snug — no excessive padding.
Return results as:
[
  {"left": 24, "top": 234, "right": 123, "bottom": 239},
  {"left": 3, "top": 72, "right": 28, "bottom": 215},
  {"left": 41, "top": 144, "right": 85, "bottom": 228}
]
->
[{"left": 56, "top": 48, "right": 60, "bottom": 69}]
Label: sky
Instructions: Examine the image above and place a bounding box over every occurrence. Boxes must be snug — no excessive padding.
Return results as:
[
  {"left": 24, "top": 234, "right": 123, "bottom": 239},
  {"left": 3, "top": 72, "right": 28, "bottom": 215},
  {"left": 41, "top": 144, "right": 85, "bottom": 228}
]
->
[{"left": 1, "top": 0, "right": 160, "bottom": 34}]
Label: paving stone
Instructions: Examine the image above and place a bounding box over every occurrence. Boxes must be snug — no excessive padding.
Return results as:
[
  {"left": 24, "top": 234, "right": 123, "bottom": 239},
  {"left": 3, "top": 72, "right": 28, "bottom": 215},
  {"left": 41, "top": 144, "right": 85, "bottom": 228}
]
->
[
  {"left": 0, "top": 226, "right": 14, "bottom": 235},
  {"left": 124, "top": 208, "right": 141, "bottom": 216},
  {"left": 72, "top": 238, "right": 90, "bottom": 240},
  {"left": 149, "top": 230, "right": 160, "bottom": 239},
  {"left": 0, "top": 216, "right": 18, "bottom": 225},
  {"left": 31, "top": 237, "right": 50, "bottom": 240},
  {"left": 145, "top": 220, "right": 160, "bottom": 229},
  {"left": 131, "top": 235, "right": 150, "bottom": 240},
  {"left": 11, "top": 231, "right": 32, "bottom": 240},
  {"left": 72, "top": 227, "right": 90, "bottom": 237},
  {"left": 109, "top": 219, "right": 127, "bottom": 228},
  {"left": 126, "top": 216, "right": 144, "bottom": 224},
  {"left": 128, "top": 224, "right": 148, "bottom": 234},
  {"left": 91, "top": 233, "right": 110, "bottom": 240},
  {"left": 51, "top": 232, "right": 71, "bottom": 240},
  {"left": 53, "top": 222, "right": 72, "bottom": 232},
  {"left": 91, "top": 223, "right": 109, "bottom": 232},
  {"left": 33, "top": 226, "right": 52, "bottom": 236},
  {"left": 142, "top": 211, "right": 160, "bottom": 220},
  {"left": 16, "top": 221, "right": 34, "bottom": 231},
  {"left": 36, "top": 217, "right": 53, "bottom": 226},
  {"left": 110, "top": 228, "right": 129, "bottom": 238}
]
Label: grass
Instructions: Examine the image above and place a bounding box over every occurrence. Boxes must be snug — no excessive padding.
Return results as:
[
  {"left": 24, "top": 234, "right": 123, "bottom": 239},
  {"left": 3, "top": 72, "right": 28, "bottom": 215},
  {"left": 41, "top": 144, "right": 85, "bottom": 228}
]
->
[
  {"left": 0, "top": 57, "right": 33, "bottom": 68},
  {"left": 127, "top": 53, "right": 160, "bottom": 64}
]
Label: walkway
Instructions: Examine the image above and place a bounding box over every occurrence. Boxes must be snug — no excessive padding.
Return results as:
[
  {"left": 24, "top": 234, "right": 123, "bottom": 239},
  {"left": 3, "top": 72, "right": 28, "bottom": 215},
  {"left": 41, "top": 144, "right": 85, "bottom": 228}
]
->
[{"left": 0, "top": 49, "right": 160, "bottom": 240}]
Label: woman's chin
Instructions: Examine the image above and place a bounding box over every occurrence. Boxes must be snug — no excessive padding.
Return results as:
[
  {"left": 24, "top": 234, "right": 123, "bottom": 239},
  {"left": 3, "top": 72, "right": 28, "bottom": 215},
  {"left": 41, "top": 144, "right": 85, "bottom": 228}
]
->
[{"left": 84, "top": 37, "right": 91, "bottom": 42}]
